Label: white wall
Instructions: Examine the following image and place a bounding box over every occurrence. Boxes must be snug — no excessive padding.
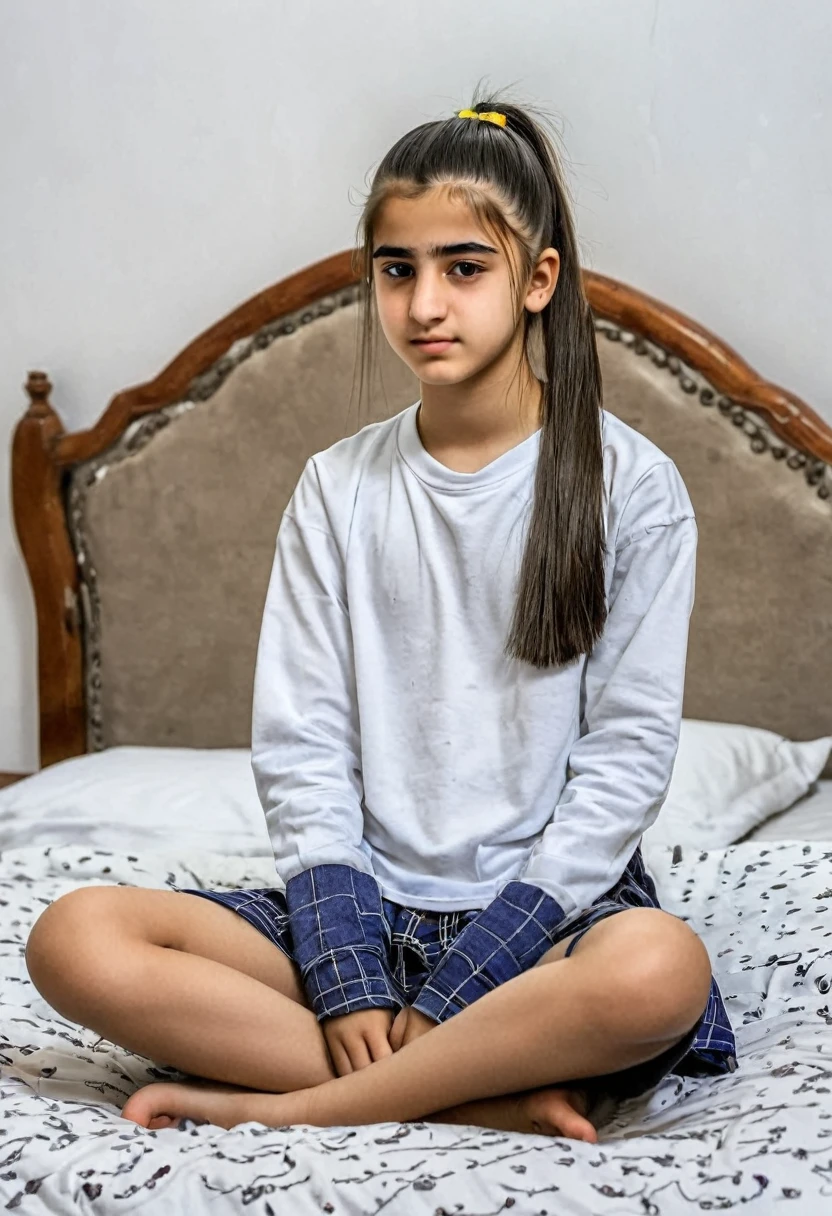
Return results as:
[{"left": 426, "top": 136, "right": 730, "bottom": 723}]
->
[{"left": 2, "top": 0, "right": 830, "bottom": 772}]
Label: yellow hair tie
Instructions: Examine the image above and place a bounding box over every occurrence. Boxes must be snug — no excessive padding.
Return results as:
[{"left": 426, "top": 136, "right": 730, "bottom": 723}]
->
[{"left": 457, "top": 109, "right": 507, "bottom": 128}]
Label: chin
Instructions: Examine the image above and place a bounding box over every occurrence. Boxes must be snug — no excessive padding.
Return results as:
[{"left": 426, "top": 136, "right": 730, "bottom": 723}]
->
[
  {"left": 413, "top": 367, "right": 470, "bottom": 385},
  {"left": 402, "top": 354, "right": 478, "bottom": 385}
]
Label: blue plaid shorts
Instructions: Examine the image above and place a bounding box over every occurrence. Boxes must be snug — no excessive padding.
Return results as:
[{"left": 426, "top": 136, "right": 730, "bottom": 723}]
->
[{"left": 174, "top": 857, "right": 724, "bottom": 1106}]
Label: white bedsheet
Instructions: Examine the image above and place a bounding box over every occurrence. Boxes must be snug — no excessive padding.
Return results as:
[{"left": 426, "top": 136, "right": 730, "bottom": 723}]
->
[{"left": 1, "top": 839, "right": 830, "bottom": 1214}]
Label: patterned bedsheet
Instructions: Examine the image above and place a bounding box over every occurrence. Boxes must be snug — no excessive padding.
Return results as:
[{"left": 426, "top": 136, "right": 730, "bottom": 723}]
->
[{"left": 0, "top": 839, "right": 830, "bottom": 1215}]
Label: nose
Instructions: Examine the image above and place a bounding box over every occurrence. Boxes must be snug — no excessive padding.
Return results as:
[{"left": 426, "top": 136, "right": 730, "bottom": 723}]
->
[{"left": 408, "top": 268, "right": 449, "bottom": 326}]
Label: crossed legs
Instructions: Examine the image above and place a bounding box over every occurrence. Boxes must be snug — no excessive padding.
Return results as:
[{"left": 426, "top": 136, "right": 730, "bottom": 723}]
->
[{"left": 25, "top": 889, "right": 711, "bottom": 1138}]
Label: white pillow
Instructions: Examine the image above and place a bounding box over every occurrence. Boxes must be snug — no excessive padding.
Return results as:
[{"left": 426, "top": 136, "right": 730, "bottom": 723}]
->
[
  {"left": 0, "top": 747, "right": 273, "bottom": 856},
  {"left": 642, "top": 719, "right": 832, "bottom": 852},
  {"left": 3, "top": 723, "right": 828, "bottom": 861},
  {"left": 742, "top": 779, "right": 832, "bottom": 842}
]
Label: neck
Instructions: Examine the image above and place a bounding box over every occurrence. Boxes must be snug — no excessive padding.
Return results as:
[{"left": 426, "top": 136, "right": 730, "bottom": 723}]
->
[{"left": 417, "top": 339, "right": 543, "bottom": 465}]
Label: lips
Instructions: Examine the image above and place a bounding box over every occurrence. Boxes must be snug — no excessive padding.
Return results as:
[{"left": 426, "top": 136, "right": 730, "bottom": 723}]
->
[{"left": 412, "top": 338, "right": 457, "bottom": 352}]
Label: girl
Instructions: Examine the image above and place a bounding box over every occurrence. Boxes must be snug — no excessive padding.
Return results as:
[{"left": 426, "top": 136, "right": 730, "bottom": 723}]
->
[{"left": 25, "top": 88, "right": 737, "bottom": 1143}]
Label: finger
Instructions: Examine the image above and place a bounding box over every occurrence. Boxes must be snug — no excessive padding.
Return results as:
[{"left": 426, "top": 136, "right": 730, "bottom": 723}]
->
[
  {"left": 369, "top": 1032, "right": 393, "bottom": 1062},
  {"left": 327, "top": 1038, "right": 353, "bottom": 1077},
  {"left": 347, "top": 1036, "right": 373, "bottom": 1072},
  {"left": 388, "top": 1013, "right": 404, "bottom": 1051}
]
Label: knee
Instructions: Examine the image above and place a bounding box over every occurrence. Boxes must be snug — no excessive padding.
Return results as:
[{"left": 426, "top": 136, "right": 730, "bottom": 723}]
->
[
  {"left": 26, "top": 887, "right": 113, "bottom": 1007},
  {"left": 633, "top": 913, "right": 712, "bottom": 1034},
  {"left": 598, "top": 910, "right": 712, "bottom": 1040}
]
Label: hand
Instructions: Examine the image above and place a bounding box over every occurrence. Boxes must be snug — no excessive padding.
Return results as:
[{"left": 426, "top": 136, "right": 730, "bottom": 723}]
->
[
  {"left": 322, "top": 1007, "right": 397, "bottom": 1076},
  {"left": 388, "top": 1006, "right": 437, "bottom": 1052}
]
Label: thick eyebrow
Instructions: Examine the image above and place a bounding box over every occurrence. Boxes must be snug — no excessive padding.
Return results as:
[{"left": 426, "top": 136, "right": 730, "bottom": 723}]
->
[{"left": 372, "top": 241, "right": 499, "bottom": 260}]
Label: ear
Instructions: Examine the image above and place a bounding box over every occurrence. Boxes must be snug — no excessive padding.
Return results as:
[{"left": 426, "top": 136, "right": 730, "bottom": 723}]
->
[{"left": 525, "top": 247, "right": 560, "bottom": 314}]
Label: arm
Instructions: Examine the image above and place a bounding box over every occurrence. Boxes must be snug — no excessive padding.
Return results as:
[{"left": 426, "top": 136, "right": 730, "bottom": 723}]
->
[
  {"left": 252, "top": 458, "right": 405, "bottom": 1021},
  {"left": 412, "top": 461, "right": 697, "bottom": 1023},
  {"left": 282, "top": 863, "right": 406, "bottom": 1021}
]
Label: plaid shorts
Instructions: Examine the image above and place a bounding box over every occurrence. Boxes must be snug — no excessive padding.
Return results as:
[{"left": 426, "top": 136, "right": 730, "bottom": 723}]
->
[{"left": 173, "top": 862, "right": 718, "bottom": 1108}]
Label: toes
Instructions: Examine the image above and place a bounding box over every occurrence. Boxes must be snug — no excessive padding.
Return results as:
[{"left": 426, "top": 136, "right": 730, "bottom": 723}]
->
[
  {"left": 561, "top": 1117, "right": 596, "bottom": 1141},
  {"left": 120, "top": 1102, "right": 148, "bottom": 1128},
  {"left": 564, "top": 1114, "right": 598, "bottom": 1143},
  {"left": 544, "top": 1111, "right": 595, "bottom": 1141},
  {"left": 121, "top": 1085, "right": 182, "bottom": 1130},
  {"left": 527, "top": 1088, "right": 600, "bottom": 1142}
]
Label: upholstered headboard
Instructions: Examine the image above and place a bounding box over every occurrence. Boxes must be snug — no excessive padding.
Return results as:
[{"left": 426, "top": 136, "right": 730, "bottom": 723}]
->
[{"left": 13, "top": 252, "right": 832, "bottom": 774}]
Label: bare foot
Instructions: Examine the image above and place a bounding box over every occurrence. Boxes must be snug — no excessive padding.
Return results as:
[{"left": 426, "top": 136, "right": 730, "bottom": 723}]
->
[
  {"left": 525, "top": 1085, "right": 600, "bottom": 1142},
  {"left": 121, "top": 1078, "right": 603, "bottom": 1142},
  {"left": 121, "top": 1078, "right": 312, "bottom": 1131},
  {"left": 427, "top": 1084, "right": 600, "bottom": 1142}
]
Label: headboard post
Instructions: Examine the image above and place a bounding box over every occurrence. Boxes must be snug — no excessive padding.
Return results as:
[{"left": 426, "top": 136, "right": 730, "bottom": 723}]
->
[{"left": 12, "top": 373, "right": 86, "bottom": 766}]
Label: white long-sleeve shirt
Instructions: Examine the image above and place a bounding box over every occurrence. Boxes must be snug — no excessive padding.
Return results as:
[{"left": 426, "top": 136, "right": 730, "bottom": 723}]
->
[{"left": 251, "top": 400, "right": 697, "bottom": 921}]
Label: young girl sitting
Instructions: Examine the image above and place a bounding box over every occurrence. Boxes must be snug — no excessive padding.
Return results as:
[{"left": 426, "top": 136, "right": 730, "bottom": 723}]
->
[{"left": 25, "top": 88, "right": 737, "bottom": 1143}]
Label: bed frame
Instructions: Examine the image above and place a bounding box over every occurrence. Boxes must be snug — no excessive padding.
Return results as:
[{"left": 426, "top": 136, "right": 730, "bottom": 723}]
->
[{"left": 12, "top": 251, "right": 832, "bottom": 772}]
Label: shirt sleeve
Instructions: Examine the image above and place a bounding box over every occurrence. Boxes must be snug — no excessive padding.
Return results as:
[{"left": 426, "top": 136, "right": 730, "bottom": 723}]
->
[
  {"left": 251, "top": 459, "right": 404, "bottom": 1020},
  {"left": 285, "top": 863, "right": 407, "bottom": 1021},
  {"left": 410, "top": 880, "right": 569, "bottom": 1022},
  {"left": 412, "top": 460, "right": 697, "bottom": 1023}
]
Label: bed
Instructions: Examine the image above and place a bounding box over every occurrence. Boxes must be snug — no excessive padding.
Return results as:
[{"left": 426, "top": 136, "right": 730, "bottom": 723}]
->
[{"left": 4, "top": 250, "right": 832, "bottom": 1213}]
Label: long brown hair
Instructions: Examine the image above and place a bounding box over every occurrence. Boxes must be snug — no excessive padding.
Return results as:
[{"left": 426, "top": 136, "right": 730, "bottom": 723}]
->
[{"left": 350, "top": 84, "right": 607, "bottom": 669}]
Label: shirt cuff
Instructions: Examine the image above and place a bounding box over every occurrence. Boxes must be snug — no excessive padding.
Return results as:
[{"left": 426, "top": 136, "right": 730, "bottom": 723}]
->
[
  {"left": 410, "top": 881, "right": 567, "bottom": 1023},
  {"left": 284, "top": 863, "right": 406, "bottom": 1021}
]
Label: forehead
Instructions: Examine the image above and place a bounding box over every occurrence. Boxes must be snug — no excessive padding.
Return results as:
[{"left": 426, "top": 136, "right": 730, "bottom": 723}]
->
[{"left": 373, "top": 191, "right": 494, "bottom": 251}]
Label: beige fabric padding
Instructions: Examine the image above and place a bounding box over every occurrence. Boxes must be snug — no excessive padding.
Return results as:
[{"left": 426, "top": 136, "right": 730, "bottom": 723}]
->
[
  {"left": 78, "top": 300, "right": 416, "bottom": 750},
  {"left": 599, "top": 334, "right": 832, "bottom": 776},
  {"left": 73, "top": 300, "right": 832, "bottom": 775}
]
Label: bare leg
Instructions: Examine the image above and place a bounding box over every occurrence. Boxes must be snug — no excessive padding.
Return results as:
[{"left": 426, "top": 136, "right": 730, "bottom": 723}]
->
[
  {"left": 120, "top": 909, "right": 711, "bottom": 1134},
  {"left": 25, "top": 887, "right": 591, "bottom": 1137},
  {"left": 26, "top": 892, "right": 336, "bottom": 1094},
  {"left": 422, "top": 1084, "right": 598, "bottom": 1140}
]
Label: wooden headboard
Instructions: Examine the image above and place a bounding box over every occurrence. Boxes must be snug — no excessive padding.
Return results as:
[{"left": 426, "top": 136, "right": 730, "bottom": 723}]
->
[{"left": 12, "top": 251, "right": 832, "bottom": 771}]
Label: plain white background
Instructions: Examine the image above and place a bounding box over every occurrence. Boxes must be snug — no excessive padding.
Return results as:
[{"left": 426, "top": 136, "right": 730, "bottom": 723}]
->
[{"left": 2, "top": 0, "right": 830, "bottom": 772}]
